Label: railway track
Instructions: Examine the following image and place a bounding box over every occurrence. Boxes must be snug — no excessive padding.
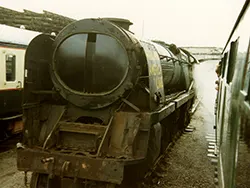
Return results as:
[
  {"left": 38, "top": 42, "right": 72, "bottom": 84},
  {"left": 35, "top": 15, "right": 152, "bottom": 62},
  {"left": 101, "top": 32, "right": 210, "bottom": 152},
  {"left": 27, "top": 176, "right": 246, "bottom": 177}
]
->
[{"left": 141, "top": 128, "right": 194, "bottom": 187}]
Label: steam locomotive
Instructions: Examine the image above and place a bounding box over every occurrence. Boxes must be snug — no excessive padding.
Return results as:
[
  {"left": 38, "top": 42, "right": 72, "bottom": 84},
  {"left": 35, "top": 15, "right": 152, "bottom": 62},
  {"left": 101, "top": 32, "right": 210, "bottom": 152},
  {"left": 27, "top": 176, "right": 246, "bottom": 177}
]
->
[{"left": 17, "top": 18, "right": 198, "bottom": 187}]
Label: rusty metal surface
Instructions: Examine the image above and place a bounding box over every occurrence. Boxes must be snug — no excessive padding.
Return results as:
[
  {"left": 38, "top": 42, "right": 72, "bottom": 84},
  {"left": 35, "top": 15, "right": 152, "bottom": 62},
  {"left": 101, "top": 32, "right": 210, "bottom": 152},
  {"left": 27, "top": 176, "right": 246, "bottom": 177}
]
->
[
  {"left": 139, "top": 40, "right": 165, "bottom": 109},
  {"left": 147, "top": 123, "right": 162, "bottom": 164},
  {"left": 151, "top": 102, "right": 176, "bottom": 123},
  {"left": 58, "top": 122, "right": 106, "bottom": 135},
  {"left": 57, "top": 131, "right": 99, "bottom": 152},
  {"left": 18, "top": 16, "right": 198, "bottom": 186},
  {"left": 39, "top": 105, "right": 66, "bottom": 147},
  {"left": 50, "top": 18, "right": 142, "bottom": 109},
  {"left": 108, "top": 112, "right": 141, "bottom": 157},
  {"left": 17, "top": 148, "right": 124, "bottom": 184},
  {"left": 153, "top": 41, "right": 196, "bottom": 92},
  {"left": 56, "top": 120, "right": 109, "bottom": 153},
  {"left": 152, "top": 42, "right": 185, "bottom": 92},
  {"left": 65, "top": 104, "right": 113, "bottom": 125},
  {"left": 17, "top": 92, "right": 195, "bottom": 185}
]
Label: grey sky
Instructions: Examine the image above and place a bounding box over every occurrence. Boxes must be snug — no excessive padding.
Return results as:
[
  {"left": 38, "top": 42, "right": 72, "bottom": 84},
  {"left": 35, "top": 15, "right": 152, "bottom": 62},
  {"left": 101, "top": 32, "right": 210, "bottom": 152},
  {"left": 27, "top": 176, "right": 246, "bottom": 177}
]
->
[{"left": 0, "top": 0, "right": 245, "bottom": 47}]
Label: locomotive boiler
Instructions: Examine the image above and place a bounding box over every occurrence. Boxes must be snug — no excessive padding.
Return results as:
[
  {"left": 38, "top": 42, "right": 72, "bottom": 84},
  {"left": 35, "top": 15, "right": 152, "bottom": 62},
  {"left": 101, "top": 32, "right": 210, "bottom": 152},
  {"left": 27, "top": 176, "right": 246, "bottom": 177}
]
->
[{"left": 17, "top": 18, "right": 198, "bottom": 187}]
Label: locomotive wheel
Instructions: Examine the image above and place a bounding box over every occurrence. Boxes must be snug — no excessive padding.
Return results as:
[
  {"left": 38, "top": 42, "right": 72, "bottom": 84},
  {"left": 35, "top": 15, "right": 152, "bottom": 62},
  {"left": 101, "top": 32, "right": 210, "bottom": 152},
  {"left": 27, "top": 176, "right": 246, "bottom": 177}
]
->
[{"left": 30, "top": 173, "right": 59, "bottom": 188}]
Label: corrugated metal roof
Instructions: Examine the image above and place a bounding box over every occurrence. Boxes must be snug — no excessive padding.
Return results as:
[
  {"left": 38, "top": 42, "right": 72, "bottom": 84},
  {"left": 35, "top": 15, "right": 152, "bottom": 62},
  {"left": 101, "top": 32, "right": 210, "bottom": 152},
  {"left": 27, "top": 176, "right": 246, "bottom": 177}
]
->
[{"left": 0, "top": 24, "right": 40, "bottom": 46}]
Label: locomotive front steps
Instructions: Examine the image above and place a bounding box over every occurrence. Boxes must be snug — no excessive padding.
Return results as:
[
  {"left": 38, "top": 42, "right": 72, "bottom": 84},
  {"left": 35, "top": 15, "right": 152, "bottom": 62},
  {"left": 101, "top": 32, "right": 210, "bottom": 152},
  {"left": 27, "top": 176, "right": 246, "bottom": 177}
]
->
[{"left": 56, "top": 121, "right": 108, "bottom": 154}]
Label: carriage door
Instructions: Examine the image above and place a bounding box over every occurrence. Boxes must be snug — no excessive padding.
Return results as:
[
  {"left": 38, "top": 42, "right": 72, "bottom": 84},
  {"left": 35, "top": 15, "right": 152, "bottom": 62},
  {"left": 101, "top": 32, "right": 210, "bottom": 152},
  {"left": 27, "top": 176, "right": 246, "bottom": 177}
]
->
[
  {"left": 0, "top": 47, "right": 24, "bottom": 116},
  {"left": 2, "top": 48, "right": 24, "bottom": 90}
]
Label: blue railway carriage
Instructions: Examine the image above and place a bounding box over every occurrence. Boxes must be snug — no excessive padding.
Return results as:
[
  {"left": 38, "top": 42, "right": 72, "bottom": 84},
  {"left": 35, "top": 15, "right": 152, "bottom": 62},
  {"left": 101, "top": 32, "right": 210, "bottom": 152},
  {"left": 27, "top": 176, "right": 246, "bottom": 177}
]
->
[
  {"left": 215, "top": 1, "right": 250, "bottom": 187},
  {"left": 0, "top": 24, "right": 39, "bottom": 138}
]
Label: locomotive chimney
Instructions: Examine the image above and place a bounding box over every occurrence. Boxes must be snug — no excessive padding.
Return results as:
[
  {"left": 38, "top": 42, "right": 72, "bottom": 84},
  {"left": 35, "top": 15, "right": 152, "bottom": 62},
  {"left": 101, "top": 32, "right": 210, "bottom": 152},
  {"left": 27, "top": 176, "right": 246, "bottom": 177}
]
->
[{"left": 103, "top": 18, "right": 133, "bottom": 30}]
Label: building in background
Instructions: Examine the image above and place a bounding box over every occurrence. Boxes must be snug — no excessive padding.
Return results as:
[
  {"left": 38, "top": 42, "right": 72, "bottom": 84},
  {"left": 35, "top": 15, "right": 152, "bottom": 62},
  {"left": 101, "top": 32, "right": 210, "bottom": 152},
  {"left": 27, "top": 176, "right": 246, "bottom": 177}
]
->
[{"left": 0, "top": 6, "right": 75, "bottom": 34}]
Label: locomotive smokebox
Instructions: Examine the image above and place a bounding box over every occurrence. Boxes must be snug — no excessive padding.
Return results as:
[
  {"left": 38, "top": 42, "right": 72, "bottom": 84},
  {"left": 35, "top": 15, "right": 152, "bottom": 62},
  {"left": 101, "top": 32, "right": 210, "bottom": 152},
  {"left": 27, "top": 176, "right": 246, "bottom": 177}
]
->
[{"left": 50, "top": 18, "right": 141, "bottom": 109}]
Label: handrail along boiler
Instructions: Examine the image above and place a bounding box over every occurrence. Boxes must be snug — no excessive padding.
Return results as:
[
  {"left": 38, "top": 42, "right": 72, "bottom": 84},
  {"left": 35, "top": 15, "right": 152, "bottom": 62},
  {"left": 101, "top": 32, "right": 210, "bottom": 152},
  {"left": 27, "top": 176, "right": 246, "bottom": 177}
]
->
[{"left": 17, "top": 18, "right": 198, "bottom": 187}]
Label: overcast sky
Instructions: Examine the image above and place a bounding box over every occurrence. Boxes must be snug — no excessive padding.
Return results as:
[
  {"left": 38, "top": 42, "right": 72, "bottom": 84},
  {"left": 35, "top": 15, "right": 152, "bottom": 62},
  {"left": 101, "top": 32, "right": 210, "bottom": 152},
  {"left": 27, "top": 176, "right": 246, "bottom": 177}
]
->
[{"left": 0, "top": 0, "right": 246, "bottom": 47}]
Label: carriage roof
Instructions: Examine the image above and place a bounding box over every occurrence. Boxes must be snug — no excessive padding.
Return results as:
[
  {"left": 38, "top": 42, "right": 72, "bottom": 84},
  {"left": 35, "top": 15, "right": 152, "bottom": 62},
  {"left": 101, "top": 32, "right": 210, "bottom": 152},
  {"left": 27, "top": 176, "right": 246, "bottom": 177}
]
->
[{"left": 0, "top": 24, "right": 40, "bottom": 46}]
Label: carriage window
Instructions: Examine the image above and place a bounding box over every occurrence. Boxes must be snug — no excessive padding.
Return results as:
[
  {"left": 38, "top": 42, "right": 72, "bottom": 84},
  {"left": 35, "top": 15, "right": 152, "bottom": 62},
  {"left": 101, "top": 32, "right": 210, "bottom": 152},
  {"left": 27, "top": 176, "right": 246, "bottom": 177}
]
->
[
  {"left": 221, "top": 52, "right": 228, "bottom": 78},
  {"left": 246, "top": 41, "right": 250, "bottom": 101},
  {"left": 6, "top": 54, "right": 16, "bottom": 81},
  {"left": 242, "top": 40, "right": 250, "bottom": 91},
  {"left": 227, "top": 40, "right": 238, "bottom": 84}
]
